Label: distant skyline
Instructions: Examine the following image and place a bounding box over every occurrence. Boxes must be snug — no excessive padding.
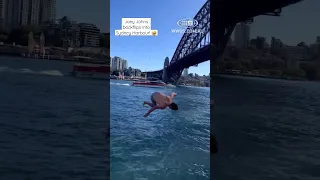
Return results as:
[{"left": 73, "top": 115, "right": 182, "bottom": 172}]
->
[
  {"left": 55, "top": 0, "right": 320, "bottom": 75},
  {"left": 249, "top": 0, "right": 320, "bottom": 45},
  {"left": 56, "top": 0, "right": 110, "bottom": 32}
]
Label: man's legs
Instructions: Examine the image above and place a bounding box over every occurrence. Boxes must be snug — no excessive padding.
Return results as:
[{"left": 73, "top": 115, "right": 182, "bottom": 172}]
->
[{"left": 143, "top": 101, "right": 154, "bottom": 107}]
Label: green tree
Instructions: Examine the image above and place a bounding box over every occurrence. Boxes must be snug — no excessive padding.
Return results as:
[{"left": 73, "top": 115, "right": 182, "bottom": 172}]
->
[
  {"left": 268, "top": 69, "right": 282, "bottom": 76},
  {"left": 282, "top": 68, "right": 306, "bottom": 78},
  {"left": 259, "top": 69, "right": 269, "bottom": 75},
  {"left": 111, "top": 70, "right": 119, "bottom": 76}
]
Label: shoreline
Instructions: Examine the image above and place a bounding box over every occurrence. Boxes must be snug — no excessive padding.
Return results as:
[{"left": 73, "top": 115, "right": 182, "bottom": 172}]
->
[{"left": 111, "top": 79, "right": 209, "bottom": 87}]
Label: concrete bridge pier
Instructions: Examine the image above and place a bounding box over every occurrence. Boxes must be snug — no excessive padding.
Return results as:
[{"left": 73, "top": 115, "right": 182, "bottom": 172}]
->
[{"left": 162, "top": 57, "right": 170, "bottom": 82}]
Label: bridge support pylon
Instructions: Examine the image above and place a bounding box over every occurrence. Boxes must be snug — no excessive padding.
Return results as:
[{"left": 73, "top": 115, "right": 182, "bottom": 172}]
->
[{"left": 162, "top": 57, "right": 170, "bottom": 82}]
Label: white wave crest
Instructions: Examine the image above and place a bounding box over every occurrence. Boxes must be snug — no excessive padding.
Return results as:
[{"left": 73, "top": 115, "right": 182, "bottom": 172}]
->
[{"left": 0, "top": 66, "right": 64, "bottom": 77}]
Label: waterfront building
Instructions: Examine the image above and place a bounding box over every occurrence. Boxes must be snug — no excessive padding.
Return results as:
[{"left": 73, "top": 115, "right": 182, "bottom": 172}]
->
[
  {"left": 62, "top": 20, "right": 80, "bottom": 48},
  {"left": 234, "top": 22, "right": 250, "bottom": 49},
  {"left": 79, "top": 23, "right": 100, "bottom": 47},
  {"left": 284, "top": 45, "right": 308, "bottom": 58}
]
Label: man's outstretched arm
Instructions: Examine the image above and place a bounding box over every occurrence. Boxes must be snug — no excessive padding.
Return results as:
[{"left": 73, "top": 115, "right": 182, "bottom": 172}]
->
[
  {"left": 144, "top": 104, "right": 167, "bottom": 117},
  {"left": 144, "top": 106, "right": 159, "bottom": 117}
]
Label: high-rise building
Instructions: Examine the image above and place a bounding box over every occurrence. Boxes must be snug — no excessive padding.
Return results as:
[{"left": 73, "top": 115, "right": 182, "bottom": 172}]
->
[
  {"left": 6, "top": 0, "right": 22, "bottom": 29},
  {"left": 234, "top": 22, "right": 250, "bottom": 49},
  {"left": 21, "top": 0, "right": 29, "bottom": 25},
  {"left": 271, "top": 37, "right": 283, "bottom": 49},
  {"left": 79, "top": 23, "right": 100, "bottom": 47},
  {"left": 4, "top": 0, "right": 55, "bottom": 27},
  {"left": 0, "top": 0, "right": 6, "bottom": 27},
  {"left": 111, "top": 56, "right": 128, "bottom": 71},
  {"left": 111, "top": 56, "right": 121, "bottom": 71},
  {"left": 311, "top": 36, "right": 320, "bottom": 56},
  {"left": 182, "top": 68, "right": 188, "bottom": 77},
  {"left": 117, "top": 58, "right": 122, "bottom": 71},
  {"left": 40, "top": 0, "right": 56, "bottom": 23},
  {"left": 21, "top": 0, "right": 41, "bottom": 25},
  {"left": 30, "top": 0, "right": 40, "bottom": 24},
  {"left": 122, "top": 59, "right": 128, "bottom": 70}
]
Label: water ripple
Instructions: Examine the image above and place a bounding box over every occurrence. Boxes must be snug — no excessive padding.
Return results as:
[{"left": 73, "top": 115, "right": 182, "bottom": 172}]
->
[{"left": 111, "top": 80, "right": 210, "bottom": 180}]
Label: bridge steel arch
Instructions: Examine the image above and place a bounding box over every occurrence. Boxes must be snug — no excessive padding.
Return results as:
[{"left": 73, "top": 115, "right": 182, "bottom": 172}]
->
[
  {"left": 145, "top": 0, "right": 305, "bottom": 84},
  {"left": 144, "top": 0, "right": 210, "bottom": 83},
  {"left": 165, "top": 0, "right": 210, "bottom": 83},
  {"left": 170, "top": 0, "right": 210, "bottom": 65}
]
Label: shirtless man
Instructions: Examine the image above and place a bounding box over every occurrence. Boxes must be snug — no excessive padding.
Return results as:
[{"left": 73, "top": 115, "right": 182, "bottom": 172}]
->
[{"left": 143, "top": 92, "right": 178, "bottom": 117}]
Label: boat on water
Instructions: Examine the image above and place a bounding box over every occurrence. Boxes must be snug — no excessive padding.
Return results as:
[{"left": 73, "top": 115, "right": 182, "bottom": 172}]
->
[
  {"left": 70, "top": 63, "right": 110, "bottom": 80},
  {"left": 132, "top": 79, "right": 167, "bottom": 88},
  {"left": 132, "top": 78, "right": 176, "bottom": 88}
]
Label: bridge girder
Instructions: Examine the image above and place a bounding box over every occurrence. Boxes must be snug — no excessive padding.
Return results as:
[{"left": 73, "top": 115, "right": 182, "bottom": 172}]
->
[
  {"left": 170, "top": 0, "right": 210, "bottom": 65},
  {"left": 145, "top": 0, "right": 305, "bottom": 84}
]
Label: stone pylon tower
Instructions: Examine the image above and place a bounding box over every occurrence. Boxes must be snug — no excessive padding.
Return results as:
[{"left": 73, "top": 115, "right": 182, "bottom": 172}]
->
[
  {"left": 162, "top": 57, "right": 170, "bottom": 82},
  {"left": 40, "top": 32, "right": 45, "bottom": 55},
  {"left": 28, "top": 32, "right": 34, "bottom": 54}
]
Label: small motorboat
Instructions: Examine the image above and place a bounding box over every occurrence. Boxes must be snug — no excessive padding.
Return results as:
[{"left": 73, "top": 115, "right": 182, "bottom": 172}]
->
[
  {"left": 70, "top": 63, "right": 110, "bottom": 80},
  {"left": 166, "top": 83, "right": 176, "bottom": 88}
]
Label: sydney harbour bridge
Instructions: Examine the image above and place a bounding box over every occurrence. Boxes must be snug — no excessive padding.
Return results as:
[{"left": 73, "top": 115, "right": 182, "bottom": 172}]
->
[{"left": 143, "top": 0, "right": 305, "bottom": 85}]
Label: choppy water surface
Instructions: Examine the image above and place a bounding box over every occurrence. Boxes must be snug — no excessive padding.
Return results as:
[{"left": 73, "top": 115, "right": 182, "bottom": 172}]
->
[
  {"left": 0, "top": 57, "right": 109, "bottom": 180},
  {"left": 110, "top": 80, "right": 210, "bottom": 180},
  {"left": 212, "top": 75, "right": 320, "bottom": 180}
]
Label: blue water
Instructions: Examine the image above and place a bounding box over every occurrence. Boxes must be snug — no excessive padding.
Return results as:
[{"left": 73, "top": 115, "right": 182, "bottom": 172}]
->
[
  {"left": 110, "top": 80, "right": 210, "bottom": 180},
  {"left": 0, "top": 57, "right": 210, "bottom": 180},
  {"left": 0, "top": 57, "right": 109, "bottom": 180}
]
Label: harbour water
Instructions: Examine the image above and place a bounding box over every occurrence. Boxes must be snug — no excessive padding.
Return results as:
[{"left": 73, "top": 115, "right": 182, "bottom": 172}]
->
[
  {"left": 0, "top": 57, "right": 109, "bottom": 179},
  {"left": 110, "top": 80, "right": 210, "bottom": 180},
  {"left": 4, "top": 56, "right": 318, "bottom": 179},
  {"left": 212, "top": 76, "right": 320, "bottom": 180},
  {"left": 0, "top": 57, "right": 210, "bottom": 180}
]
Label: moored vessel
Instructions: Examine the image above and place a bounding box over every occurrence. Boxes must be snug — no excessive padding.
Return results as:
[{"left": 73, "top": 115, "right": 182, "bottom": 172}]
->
[
  {"left": 132, "top": 79, "right": 167, "bottom": 88},
  {"left": 70, "top": 63, "right": 110, "bottom": 80}
]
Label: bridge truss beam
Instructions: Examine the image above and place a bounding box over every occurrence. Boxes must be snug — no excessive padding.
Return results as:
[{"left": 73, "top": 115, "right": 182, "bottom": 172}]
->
[{"left": 170, "top": 0, "right": 210, "bottom": 65}]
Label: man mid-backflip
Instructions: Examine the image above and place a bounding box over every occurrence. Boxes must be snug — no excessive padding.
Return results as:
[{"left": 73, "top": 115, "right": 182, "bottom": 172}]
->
[{"left": 143, "top": 92, "right": 178, "bottom": 117}]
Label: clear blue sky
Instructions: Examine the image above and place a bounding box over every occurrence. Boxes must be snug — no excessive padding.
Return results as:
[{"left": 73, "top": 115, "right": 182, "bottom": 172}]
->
[
  {"left": 56, "top": 0, "right": 320, "bottom": 75},
  {"left": 110, "top": 0, "right": 209, "bottom": 75}
]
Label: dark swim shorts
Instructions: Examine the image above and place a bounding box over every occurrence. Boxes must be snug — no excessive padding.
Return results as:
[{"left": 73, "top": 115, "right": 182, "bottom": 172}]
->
[{"left": 150, "top": 93, "right": 157, "bottom": 106}]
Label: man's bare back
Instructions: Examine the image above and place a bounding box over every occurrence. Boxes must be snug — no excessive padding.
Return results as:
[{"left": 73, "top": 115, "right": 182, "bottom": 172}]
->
[
  {"left": 152, "top": 92, "right": 172, "bottom": 107},
  {"left": 143, "top": 92, "right": 178, "bottom": 117}
]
